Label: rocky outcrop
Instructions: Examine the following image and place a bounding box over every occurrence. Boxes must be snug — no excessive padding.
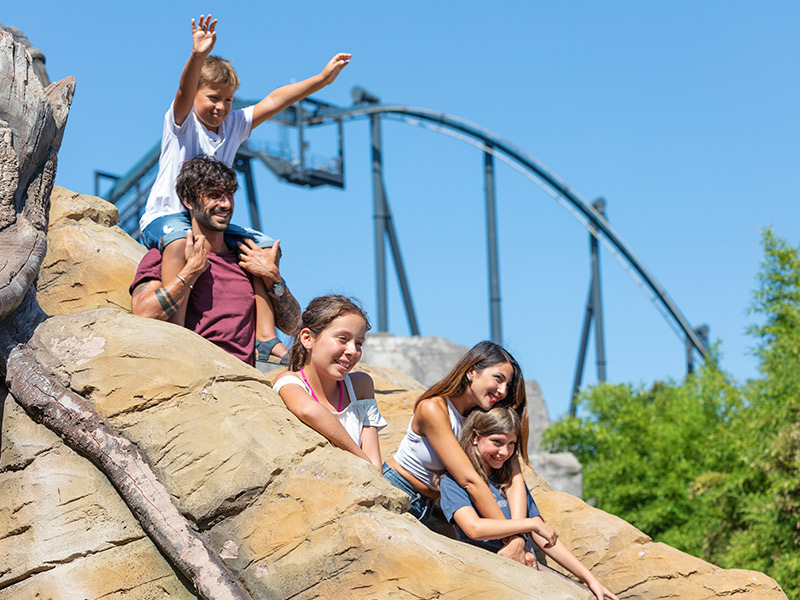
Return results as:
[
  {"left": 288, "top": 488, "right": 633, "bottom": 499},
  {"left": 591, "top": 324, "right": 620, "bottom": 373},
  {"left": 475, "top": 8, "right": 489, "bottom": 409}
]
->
[
  {"left": 0, "top": 32, "right": 788, "bottom": 599},
  {"left": 0, "top": 187, "right": 786, "bottom": 599},
  {"left": 0, "top": 31, "right": 72, "bottom": 323},
  {"left": 0, "top": 23, "right": 49, "bottom": 86},
  {"left": 1, "top": 308, "right": 593, "bottom": 599},
  {"left": 37, "top": 186, "right": 146, "bottom": 316}
]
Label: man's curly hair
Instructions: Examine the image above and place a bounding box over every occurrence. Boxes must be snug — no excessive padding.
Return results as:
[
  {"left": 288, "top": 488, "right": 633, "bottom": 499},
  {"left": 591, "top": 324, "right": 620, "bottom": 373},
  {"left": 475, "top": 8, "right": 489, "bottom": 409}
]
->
[{"left": 176, "top": 156, "right": 238, "bottom": 208}]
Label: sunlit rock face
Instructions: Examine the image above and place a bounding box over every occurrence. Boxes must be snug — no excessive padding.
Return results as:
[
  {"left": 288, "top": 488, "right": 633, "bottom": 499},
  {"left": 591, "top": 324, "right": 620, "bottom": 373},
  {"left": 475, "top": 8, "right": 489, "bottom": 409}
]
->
[
  {"left": 0, "top": 188, "right": 787, "bottom": 599},
  {"left": 36, "top": 186, "right": 147, "bottom": 317},
  {"left": 2, "top": 27, "right": 784, "bottom": 600}
]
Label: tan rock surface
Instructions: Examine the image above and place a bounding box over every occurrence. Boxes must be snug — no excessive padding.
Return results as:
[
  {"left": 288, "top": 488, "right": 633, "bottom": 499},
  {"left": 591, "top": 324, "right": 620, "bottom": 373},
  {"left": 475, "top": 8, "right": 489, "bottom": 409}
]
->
[
  {"left": 532, "top": 489, "right": 786, "bottom": 599},
  {"left": 0, "top": 390, "right": 192, "bottom": 599},
  {"left": 36, "top": 186, "right": 146, "bottom": 316},
  {"left": 1, "top": 189, "right": 788, "bottom": 599},
  {"left": 208, "top": 448, "right": 587, "bottom": 599},
  {"left": 6, "top": 309, "right": 593, "bottom": 598}
]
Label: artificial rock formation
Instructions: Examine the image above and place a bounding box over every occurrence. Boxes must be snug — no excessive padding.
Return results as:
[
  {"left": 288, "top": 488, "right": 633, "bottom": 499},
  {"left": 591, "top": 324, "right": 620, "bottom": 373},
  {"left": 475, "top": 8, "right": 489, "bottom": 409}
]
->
[
  {"left": 1, "top": 306, "right": 591, "bottom": 599},
  {"left": 0, "top": 186, "right": 786, "bottom": 599},
  {"left": 1, "top": 31, "right": 250, "bottom": 600},
  {"left": 37, "top": 186, "right": 146, "bottom": 316},
  {"left": 0, "top": 32, "right": 788, "bottom": 600}
]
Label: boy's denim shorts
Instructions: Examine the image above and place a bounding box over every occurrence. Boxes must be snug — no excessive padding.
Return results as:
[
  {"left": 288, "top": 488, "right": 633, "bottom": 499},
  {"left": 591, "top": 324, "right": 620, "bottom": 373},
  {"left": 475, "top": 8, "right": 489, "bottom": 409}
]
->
[
  {"left": 140, "top": 213, "right": 276, "bottom": 252},
  {"left": 382, "top": 463, "right": 435, "bottom": 523}
]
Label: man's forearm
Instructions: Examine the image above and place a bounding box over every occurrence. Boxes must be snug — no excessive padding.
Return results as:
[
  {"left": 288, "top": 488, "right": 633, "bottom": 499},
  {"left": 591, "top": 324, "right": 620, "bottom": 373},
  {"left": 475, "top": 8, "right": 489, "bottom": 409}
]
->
[
  {"left": 132, "top": 278, "right": 191, "bottom": 321},
  {"left": 267, "top": 282, "right": 301, "bottom": 335},
  {"left": 132, "top": 262, "right": 203, "bottom": 322}
]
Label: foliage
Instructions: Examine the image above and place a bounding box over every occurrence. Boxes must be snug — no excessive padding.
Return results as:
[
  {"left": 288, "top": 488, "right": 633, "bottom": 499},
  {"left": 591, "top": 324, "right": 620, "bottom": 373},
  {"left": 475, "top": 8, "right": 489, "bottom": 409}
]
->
[{"left": 545, "top": 228, "right": 800, "bottom": 598}]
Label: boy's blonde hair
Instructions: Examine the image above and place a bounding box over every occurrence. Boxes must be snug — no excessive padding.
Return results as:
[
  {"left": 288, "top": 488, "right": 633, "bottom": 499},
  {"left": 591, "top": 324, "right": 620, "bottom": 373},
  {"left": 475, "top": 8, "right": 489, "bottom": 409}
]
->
[{"left": 198, "top": 55, "right": 240, "bottom": 91}]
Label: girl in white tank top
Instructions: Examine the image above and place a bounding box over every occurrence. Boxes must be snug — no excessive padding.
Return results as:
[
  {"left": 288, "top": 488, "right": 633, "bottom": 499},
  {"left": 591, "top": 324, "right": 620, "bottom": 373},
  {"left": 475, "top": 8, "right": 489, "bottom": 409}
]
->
[{"left": 275, "top": 296, "right": 386, "bottom": 467}]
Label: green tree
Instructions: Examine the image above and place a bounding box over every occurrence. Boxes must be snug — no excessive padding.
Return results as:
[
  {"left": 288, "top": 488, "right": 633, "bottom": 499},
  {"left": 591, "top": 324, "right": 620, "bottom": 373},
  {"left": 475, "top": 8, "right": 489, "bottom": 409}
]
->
[
  {"left": 545, "top": 357, "right": 743, "bottom": 550},
  {"left": 731, "top": 228, "right": 800, "bottom": 591},
  {"left": 545, "top": 229, "right": 800, "bottom": 598}
]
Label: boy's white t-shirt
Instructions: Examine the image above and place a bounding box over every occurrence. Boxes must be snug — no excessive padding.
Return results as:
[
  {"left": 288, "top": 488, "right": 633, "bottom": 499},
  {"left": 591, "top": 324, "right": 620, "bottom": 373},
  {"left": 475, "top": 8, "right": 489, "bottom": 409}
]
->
[{"left": 139, "top": 102, "right": 255, "bottom": 232}]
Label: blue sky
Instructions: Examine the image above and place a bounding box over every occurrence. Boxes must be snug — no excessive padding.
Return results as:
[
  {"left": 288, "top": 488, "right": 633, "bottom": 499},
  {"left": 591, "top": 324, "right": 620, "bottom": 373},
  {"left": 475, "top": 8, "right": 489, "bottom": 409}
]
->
[{"left": 7, "top": 1, "right": 799, "bottom": 419}]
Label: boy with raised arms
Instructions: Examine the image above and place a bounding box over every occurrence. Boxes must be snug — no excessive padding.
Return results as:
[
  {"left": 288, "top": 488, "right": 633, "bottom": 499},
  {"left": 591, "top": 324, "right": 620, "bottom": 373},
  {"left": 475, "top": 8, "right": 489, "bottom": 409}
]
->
[{"left": 139, "top": 14, "right": 350, "bottom": 362}]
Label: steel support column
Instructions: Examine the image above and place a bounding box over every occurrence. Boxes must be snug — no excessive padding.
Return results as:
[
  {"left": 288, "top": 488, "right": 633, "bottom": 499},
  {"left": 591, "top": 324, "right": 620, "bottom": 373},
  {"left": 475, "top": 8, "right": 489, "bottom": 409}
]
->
[
  {"left": 233, "top": 156, "right": 262, "bottom": 231},
  {"left": 370, "top": 114, "right": 389, "bottom": 331},
  {"left": 591, "top": 198, "right": 607, "bottom": 382},
  {"left": 484, "top": 148, "right": 502, "bottom": 345},
  {"left": 383, "top": 183, "right": 420, "bottom": 335},
  {"left": 571, "top": 283, "right": 595, "bottom": 415},
  {"left": 687, "top": 325, "right": 709, "bottom": 374},
  {"left": 296, "top": 103, "right": 306, "bottom": 181},
  {"left": 570, "top": 198, "right": 608, "bottom": 415}
]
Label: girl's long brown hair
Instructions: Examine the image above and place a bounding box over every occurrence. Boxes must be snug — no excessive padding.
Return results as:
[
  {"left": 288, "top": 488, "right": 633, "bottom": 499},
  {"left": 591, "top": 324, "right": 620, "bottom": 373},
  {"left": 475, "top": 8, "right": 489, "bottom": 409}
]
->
[
  {"left": 415, "top": 341, "right": 529, "bottom": 463},
  {"left": 458, "top": 407, "right": 522, "bottom": 492}
]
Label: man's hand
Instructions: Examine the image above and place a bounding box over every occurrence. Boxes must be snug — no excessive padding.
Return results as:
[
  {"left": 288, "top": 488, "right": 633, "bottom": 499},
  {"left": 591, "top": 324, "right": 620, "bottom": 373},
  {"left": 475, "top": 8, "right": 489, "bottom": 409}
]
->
[
  {"left": 319, "top": 53, "right": 351, "bottom": 87},
  {"left": 497, "top": 536, "right": 527, "bottom": 565},
  {"left": 237, "top": 238, "right": 281, "bottom": 285},
  {"left": 191, "top": 14, "right": 217, "bottom": 56},
  {"left": 183, "top": 230, "right": 209, "bottom": 279}
]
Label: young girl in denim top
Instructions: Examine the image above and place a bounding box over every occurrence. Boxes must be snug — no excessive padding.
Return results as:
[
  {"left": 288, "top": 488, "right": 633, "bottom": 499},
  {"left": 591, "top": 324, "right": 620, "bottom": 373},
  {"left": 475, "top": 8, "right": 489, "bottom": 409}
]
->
[{"left": 440, "top": 407, "right": 619, "bottom": 600}]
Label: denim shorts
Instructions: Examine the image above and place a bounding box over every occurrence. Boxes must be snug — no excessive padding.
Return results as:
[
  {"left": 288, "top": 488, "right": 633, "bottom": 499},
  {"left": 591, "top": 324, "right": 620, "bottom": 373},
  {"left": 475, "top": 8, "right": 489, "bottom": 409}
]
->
[
  {"left": 140, "top": 213, "right": 276, "bottom": 252},
  {"left": 382, "top": 463, "right": 435, "bottom": 523}
]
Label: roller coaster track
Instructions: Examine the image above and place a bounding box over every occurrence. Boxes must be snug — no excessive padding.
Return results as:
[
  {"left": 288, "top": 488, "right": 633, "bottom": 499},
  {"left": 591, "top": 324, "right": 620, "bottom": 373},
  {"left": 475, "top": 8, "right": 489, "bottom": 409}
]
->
[
  {"left": 300, "top": 101, "right": 708, "bottom": 358},
  {"left": 99, "top": 96, "right": 707, "bottom": 365}
]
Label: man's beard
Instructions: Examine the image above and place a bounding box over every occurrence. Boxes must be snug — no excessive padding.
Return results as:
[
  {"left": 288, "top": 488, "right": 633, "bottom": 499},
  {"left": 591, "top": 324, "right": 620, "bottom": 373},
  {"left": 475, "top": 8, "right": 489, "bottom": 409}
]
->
[{"left": 194, "top": 206, "right": 230, "bottom": 232}]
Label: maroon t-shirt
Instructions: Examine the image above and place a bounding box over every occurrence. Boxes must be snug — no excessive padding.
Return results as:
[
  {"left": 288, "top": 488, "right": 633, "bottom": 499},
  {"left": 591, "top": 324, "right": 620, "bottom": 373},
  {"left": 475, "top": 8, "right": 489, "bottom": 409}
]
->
[{"left": 131, "top": 248, "right": 256, "bottom": 365}]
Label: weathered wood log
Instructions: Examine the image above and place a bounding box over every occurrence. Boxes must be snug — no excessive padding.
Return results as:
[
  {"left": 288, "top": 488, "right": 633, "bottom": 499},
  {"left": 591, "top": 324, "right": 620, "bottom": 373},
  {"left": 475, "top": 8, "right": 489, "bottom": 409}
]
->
[
  {"left": 0, "top": 22, "right": 51, "bottom": 87},
  {"left": 3, "top": 340, "right": 253, "bottom": 600},
  {"left": 0, "top": 32, "right": 70, "bottom": 322},
  {"left": 0, "top": 31, "right": 254, "bottom": 600}
]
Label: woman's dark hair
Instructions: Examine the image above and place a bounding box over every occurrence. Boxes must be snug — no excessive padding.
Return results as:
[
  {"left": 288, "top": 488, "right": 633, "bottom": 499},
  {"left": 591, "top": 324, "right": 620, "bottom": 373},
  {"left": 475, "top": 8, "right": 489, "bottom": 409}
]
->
[
  {"left": 289, "top": 295, "right": 371, "bottom": 371},
  {"left": 416, "top": 341, "right": 529, "bottom": 462},
  {"left": 459, "top": 406, "right": 522, "bottom": 492}
]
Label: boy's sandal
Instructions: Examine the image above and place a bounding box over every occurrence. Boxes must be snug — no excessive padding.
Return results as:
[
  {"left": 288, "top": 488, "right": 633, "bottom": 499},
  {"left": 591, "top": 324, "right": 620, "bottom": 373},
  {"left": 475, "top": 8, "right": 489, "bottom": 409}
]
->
[{"left": 255, "top": 338, "right": 281, "bottom": 361}]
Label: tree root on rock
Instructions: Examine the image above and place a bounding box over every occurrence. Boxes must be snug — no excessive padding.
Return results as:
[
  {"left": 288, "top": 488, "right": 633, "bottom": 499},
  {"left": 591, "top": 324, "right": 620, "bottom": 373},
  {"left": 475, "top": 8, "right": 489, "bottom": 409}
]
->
[{"left": 2, "top": 338, "right": 254, "bottom": 600}]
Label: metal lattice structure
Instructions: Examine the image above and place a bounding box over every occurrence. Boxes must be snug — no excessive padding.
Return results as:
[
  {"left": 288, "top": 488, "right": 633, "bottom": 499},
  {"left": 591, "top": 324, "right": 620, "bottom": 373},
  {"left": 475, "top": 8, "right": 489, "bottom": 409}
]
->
[{"left": 96, "top": 87, "right": 709, "bottom": 400}]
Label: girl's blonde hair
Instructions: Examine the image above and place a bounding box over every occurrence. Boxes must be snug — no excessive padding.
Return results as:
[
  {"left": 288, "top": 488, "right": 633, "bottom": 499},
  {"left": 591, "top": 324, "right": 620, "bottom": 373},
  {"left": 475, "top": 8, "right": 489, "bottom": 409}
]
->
[
  {"left": 416, "top": 341, "right": 529, "bottom": 462},
  {"left": 289, "top": 295, "right": 370, "bottom": 371},
  {"left": 458, "top": 406, "right": 522, "bottom": 492}
]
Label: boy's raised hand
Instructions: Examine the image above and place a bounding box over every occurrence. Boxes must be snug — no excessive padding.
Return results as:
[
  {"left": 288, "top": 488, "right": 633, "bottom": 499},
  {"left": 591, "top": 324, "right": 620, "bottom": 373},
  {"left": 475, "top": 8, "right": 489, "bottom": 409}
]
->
[
  {"left": 191, "top": 14, "right": 218, "bottom": 56},
  {"left": 319, "top": 53, "right": 352, "bottom": 86}
]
